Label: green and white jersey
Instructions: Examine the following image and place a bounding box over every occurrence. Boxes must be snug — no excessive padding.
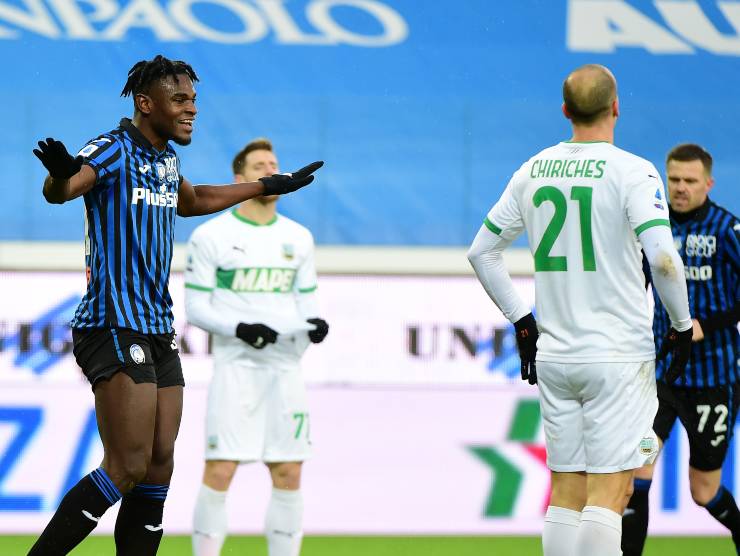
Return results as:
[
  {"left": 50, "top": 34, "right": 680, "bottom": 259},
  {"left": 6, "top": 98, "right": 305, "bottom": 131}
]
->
[
  {"left": 185, "top": 209, "right": 318, "bottom": 367},
  {"left": 486, "top": 141, "right": 671, "bottom": 362}
]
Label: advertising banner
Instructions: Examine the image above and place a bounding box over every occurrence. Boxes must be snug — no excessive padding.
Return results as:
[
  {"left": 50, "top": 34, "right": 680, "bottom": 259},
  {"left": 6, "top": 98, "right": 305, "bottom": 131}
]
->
[
  {"left": 0, "top": 271, "right": 736, "bottom": 535},
  {"left": 0, "top": 271, "right": 533, "bottom": 386},
  {"left": 0, "top": 384, "right": 735, "bottom": 535}
]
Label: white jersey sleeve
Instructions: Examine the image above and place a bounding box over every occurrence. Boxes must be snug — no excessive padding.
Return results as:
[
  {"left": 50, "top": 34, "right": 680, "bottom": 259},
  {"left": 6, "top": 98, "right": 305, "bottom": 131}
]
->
[
  {"left": 294, "top": 232, "right": 320, "bottom": 319},
  {"left": 184, "top": 227, "right": 241, "bottom": 338},
  {"left": 468, "top": 224, "right": 530, "bottom": 322},
  {"left": 624, "top": 164, "right": 671, "bottom": 234},
  {"left": 484, "top": 171, "right": 527, "bottom": 242}
]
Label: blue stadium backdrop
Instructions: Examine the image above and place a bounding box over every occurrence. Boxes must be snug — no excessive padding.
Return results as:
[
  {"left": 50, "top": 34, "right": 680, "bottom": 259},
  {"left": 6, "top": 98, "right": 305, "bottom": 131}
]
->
[{"left": 0, "top": 0, "right": 738, "bottom": 245}]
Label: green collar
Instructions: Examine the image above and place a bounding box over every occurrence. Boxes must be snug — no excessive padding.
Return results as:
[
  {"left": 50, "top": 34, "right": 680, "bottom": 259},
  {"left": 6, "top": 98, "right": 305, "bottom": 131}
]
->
[{"left": 231, "top": 209, "right": 277, "bottom": 227}]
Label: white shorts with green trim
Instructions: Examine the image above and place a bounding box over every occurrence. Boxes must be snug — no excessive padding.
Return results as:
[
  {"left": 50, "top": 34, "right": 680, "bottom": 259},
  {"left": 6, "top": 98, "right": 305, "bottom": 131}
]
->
[
  {"left": 204, "top": 361, "right": 312, "bottom": 463},
  {"left": 538, "top": 360, "right": 660, "bottom": 473}
]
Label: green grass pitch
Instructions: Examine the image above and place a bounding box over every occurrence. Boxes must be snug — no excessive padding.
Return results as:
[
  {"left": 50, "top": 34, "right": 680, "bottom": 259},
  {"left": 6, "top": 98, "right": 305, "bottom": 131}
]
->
[{"left": 0, "top": 535, "right": 734, "bottom": 555}]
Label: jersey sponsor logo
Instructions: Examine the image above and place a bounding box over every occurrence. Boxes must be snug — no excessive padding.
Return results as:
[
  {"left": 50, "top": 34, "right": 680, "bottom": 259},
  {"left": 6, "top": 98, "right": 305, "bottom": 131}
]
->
[
  {"left": 216, "top": 267, "right": 297, "bottom": 293},
  {"left": 131, "top": 187, "right": 178, "bottom": 208},
  {"left": 685, "top": 234, "right": 716, "bottom": 257},
  {"left": 129, "top": 344, "right": 145, "bottom": 364},
  {"left": 684, "top": 265, "right": 712, "bottom": 281}
]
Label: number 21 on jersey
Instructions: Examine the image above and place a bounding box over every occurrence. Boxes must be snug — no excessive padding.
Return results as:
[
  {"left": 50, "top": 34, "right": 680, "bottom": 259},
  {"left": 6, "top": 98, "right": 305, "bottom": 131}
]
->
[{"left": 533, "top": 185, "right": 595, "bottom": 272}]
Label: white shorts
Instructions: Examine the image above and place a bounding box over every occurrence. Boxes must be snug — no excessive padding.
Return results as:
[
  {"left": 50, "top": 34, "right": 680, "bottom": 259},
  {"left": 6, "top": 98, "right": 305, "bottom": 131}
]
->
[
  {"left": 537, "top": 360, "right": 660, "bottom": 473},
  {"left": 204, "top": 362, "right": 311, "bottom": 463}
]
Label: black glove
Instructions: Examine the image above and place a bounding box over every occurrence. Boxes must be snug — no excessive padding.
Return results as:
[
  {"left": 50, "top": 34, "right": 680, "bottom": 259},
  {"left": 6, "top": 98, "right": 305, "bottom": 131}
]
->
[
  {"left": 259, "top": 161, "right": 324, "bottom": 195},
  {"left": 306, "top": 318, "right": 329, "bottom": 344},
  {"left": 514, "top": 313, "right": 538, "bottom": 385},
  {"left": 236, "top": 322, "right": 278, "bottom": 349},
  {"left": 33, "top": 138, "right": 83, "bottom": 179},
  {"left": 657, "top": 326, "right": 693, "bottom": 384}
]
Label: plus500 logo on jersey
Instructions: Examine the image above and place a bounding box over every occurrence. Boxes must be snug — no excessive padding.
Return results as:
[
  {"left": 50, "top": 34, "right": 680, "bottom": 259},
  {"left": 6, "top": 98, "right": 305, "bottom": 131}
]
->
[{"left": 131, "top": 188, "right": 178, "bottom": 207}]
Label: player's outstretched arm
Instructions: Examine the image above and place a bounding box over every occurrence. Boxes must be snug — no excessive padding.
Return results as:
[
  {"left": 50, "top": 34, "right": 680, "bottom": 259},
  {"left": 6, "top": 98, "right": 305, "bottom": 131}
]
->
[
  {"left": 33, "top": 138, "right": 96, "bottom": 203},
  {"left": 177, "top": 161, "right": 323, "bottom": 217}
]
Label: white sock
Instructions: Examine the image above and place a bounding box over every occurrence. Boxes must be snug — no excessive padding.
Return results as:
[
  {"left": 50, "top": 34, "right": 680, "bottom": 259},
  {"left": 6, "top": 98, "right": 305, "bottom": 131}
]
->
[
  {"left": 542, "top": 506, "right": 581, "bottom": 556},
  {"left": 265, "top": 488, "right": 304, "bottom": 556},
  {"left": 577, "top": 505, "right": 622, "bottom": 556},
  {"left": 192, "top": 484, "right": 228, "bottom": 556}
]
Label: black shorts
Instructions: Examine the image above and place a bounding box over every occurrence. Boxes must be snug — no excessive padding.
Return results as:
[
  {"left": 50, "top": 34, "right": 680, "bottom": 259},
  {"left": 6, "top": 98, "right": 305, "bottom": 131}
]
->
[
  {"left": 72, "top": 327, "right": 185, "bottom": 390},
  {"left": 653, "top": 381, "right": 740, "bottom": 471}
]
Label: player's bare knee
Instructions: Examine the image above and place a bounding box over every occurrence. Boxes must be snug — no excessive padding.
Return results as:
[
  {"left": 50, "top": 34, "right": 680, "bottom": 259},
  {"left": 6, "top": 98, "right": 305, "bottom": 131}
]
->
[
  {"left": 204, "top": 461, "right": 237, "bottom": 490},
  {"left": 268, "top": 462, "right": 302, "bottom": 490},
  {"left": 690, "top": 479, "right": 719, "bottom": 506}
]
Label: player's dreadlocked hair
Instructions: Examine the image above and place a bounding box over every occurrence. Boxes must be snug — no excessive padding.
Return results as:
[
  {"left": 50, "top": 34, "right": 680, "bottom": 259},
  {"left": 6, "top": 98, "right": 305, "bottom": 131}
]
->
[{"left": 120, "top": 55, "right": 199, "bottom": 98}]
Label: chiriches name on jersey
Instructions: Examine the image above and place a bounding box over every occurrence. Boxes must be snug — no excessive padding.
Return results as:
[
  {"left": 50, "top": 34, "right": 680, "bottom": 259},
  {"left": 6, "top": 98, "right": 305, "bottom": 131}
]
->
[{"left": 530, "top": 158, "right": 606, "bottom": 180}]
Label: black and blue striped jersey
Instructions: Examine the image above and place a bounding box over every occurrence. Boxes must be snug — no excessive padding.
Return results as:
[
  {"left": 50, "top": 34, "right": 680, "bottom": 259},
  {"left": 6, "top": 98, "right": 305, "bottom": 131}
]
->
[
  {"left": 652, "top": 200, "right": 740, "bottom": 387},
  {"left": 70, "top": 118, "right": 182, "bottom": 334}
]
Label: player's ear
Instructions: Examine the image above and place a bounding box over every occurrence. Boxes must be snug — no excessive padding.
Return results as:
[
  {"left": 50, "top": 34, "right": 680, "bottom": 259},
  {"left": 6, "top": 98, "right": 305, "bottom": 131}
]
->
[
  {"left": 561, "top": 103, "right": 572, "bottom": 121},
  {"left": 135, "top": 93, "right": 153, "bottom": 115},
  {"left": 612, "top": 97, "right": 620, "bottom": 119},
  {"left": 234, "top": 173, "right": 245, "bottom": 183}
]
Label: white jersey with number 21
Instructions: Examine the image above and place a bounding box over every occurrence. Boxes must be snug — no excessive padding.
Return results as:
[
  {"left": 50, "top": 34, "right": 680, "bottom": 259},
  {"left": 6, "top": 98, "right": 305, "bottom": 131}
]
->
[{"left": 485, "top": 141, "right": 671, "bottom": 363}]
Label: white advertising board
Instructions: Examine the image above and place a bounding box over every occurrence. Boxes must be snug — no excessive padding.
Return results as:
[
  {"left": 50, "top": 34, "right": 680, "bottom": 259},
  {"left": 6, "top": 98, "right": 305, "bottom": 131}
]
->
[
  {"left": 0, "top": 383, "right": 735, "bottom": 536},
  {"left": 0, "top": 271, "right": 531, "bottom": 386},
  {"left": 0, "top": 271, "right": 735, "bottom": 536}
]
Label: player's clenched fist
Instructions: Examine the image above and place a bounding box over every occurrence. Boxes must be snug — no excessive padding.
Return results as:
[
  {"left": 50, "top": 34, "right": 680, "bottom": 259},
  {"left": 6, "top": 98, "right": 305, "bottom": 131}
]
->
[
  {"left": 33, "top": 138, "right": 83, "bottom": 179},
  {"left": 236, "top": 322, "right": 278, "bottom": 349},
  {"left": 514, "top": 313, "right": 539, "bottom": 385},
  {"left": 306, "top": 318, "right": 329, "bottom": 344}
]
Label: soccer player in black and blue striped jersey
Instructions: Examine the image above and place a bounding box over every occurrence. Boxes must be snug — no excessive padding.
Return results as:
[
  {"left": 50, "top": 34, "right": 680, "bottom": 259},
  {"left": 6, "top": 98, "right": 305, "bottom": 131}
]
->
[
  {"left": 28, "top": 55, "right": 323, "bottom": 556},
  {"left": 623, "top": 144, "right": 740, "bottom": 555}
]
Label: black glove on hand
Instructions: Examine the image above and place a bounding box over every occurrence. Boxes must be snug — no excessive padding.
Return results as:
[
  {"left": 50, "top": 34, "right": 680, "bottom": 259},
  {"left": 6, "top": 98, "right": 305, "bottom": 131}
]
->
[
  {"left": 306, "top": 318, "right": 329, "bottom": 344},
  {"left": 259, "top": 161, "right": 324, "bottom": 195},
  {"left": 33, "top": 138, "right": 83, "bottom": 179},
  {"left": 514, "top": 313, "right": 539, "bottom": 385},
  {"left": 657, "top": 326, "right": 693, "bottom": 384},
  {"left": 236, "top": 323, "right": 278, "bottom": 349}
]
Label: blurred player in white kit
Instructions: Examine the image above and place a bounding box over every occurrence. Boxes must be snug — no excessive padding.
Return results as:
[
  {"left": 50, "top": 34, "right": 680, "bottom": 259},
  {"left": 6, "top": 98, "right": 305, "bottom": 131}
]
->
[
  {"left": 186, "top": 138, "right": 329, "bottom": 556},
  {"left": 468, "top": 64, "right": 693, "bottom": 556}
]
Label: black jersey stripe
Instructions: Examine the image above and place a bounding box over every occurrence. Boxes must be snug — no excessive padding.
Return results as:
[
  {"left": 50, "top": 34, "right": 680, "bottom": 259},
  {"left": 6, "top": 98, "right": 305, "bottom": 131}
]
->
[
  {"left": 71, "top": 119, "right": 180, "bottom": 334},
  {"left": 654, "top": 200, "right": 739, "bottom": 387}
]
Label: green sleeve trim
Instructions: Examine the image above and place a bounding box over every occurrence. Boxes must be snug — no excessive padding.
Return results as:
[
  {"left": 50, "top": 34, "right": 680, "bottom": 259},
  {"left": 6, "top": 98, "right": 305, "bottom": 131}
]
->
[
  {"left": 484, "top": 217, "right": 502, "bottom": 235},
  {"left": 185, "top": 283, "right": 213, "bottom": 292},
  {"left": 298, "top": 285, "right": 318, "bottom": 293},
  {"left": 634, "top": 218, "right": 670, "bottom": 236}
]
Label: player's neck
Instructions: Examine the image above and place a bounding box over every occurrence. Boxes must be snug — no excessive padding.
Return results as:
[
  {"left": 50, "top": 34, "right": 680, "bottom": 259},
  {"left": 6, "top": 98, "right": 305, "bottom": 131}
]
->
[
  {"left": 131, "top": 114, "right": 168, "bottom": 151},
  {"left": 236, "top": 199, "right": 277, "bottom": 225},
  {"left": 569, "top": 123, "right": 614, "bottom": 144}
]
